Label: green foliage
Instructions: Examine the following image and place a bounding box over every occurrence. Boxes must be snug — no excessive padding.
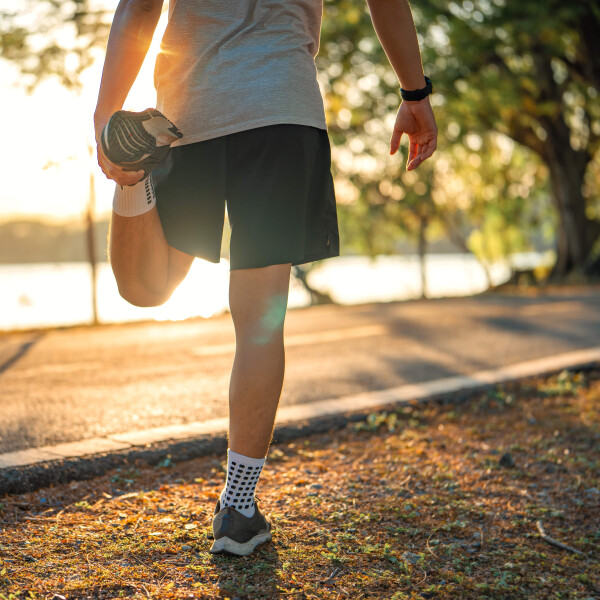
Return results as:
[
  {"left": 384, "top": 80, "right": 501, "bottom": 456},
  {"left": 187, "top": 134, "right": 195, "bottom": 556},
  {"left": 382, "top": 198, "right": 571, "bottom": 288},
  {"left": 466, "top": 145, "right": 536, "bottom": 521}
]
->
[
  {"left": 433, "top": 130, "right": 554, "bottom": 266},
  {"left": 318, "top": 2, "right": 448, "bottom": 257},
  {"left": 317, "top": 0, "right": 565, "bottom": 267},
  {"left": 154, "top": 454, "right": 175, "bottom": 469},
  {"left": 318, "top": 0, "right": 600, "bottom": 273},
  {"left": 415, "top": 0, "right": 600, "bottom": 272},
  {"left": 354, "top": 410, "right": 400, "bottom": 432},
  {"left": 417, "top": 0, "right": 600, "bottom": 155},
  {"left": 537, "top": 369, "right": 587, "bottom": 397},
  {"left": 0, "top": 0, "right": 114, "bottom": 91}
]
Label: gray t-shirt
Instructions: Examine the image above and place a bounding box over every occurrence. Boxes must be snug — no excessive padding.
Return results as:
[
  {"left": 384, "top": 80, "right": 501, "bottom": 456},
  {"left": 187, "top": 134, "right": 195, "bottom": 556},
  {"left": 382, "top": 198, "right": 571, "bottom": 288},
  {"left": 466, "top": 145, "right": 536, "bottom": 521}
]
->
[{"left": 153, "top": 0, "right": 328, "bottom": 148}]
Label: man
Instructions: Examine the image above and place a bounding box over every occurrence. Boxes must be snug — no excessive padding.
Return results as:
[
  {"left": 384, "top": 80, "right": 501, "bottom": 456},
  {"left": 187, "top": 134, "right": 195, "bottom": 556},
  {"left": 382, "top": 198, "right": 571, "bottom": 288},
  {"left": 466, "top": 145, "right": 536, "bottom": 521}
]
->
[{"left": 94, "top": 0, "right": 437, "bottom": 557}]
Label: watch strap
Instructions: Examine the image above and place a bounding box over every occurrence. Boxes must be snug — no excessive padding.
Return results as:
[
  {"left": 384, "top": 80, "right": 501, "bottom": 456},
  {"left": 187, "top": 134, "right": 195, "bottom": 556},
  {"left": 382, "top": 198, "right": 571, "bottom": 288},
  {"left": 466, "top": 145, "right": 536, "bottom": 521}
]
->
[{"left": 400, "top": 76, "right": 432, "bottom": 101}]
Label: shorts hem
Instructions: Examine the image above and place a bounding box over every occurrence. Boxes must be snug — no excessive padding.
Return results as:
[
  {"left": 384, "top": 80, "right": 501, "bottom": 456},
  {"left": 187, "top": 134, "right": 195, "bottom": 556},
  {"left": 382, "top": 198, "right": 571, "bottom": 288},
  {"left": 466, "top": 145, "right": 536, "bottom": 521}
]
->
[
  {"left": 229, "top": 250, "right": 340, "bottom": 271},
  {"left": 292, "top": 249, "right": 340, "bottom": 267},
  {"left": 162, "top": 230, "right": 221, "bottom": 264}
]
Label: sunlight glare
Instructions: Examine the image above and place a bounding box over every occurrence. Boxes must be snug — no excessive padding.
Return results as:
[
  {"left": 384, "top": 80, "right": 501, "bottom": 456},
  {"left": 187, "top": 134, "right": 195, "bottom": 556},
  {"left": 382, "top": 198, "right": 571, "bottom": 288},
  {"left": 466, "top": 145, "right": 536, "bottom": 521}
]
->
[
  {"left": 0, "top": 8, "right": 170, "bottom": 222},
  {"left": 98, "top": 259, "right": 231, "bottom": 324},
  {"left": 151, "top": 259, "right": 231, "bottom": 322}
]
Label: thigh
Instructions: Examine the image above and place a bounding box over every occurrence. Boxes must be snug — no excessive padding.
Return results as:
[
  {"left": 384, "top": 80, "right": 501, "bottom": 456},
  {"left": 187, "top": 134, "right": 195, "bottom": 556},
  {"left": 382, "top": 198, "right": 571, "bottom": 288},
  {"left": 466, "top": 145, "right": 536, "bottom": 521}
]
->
[{"left": 166, "top": 244, "right": 195, "bottom": 288}]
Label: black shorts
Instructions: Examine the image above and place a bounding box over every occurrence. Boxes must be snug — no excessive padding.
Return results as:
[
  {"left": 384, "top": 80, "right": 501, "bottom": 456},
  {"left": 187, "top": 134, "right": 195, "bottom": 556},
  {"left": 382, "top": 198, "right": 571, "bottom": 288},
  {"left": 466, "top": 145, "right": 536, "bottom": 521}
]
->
[{"left": 150, "top": 123, "right": 340, "bottom": 271}]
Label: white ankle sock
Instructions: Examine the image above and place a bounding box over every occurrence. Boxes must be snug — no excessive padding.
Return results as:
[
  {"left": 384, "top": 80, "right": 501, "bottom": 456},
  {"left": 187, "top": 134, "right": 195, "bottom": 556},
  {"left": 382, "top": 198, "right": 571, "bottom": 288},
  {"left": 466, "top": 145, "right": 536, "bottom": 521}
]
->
[
  {"left": 112, "top": 174, "right": 156, "bottom": 217},
  {"left": 219, "top": 449, "right": 266, "bottom": 518}
]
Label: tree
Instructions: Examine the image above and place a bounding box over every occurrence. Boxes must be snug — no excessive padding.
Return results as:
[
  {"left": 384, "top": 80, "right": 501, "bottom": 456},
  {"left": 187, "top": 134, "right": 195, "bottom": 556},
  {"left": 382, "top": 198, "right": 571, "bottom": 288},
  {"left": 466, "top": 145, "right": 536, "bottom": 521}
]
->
[
  {"left": 415, "top": 0, "right": 600, "bottom": 278},
  {"left": 431, "top": 131, "right": 554, "bottom": 282},
  {"left": 1, "top": 0, "right": 112, "bottom": 91},
  {"left": 317, "top": 0, "right": 548, "bottom": 287}
]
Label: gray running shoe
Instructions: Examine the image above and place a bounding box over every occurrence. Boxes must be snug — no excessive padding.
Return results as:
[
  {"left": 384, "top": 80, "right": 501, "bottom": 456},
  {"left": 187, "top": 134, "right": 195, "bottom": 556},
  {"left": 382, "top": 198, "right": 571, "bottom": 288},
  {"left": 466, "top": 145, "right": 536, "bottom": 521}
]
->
[
  {"left": 209, "top": 498, "right": 272, "bottom": 556},
  {"left": 100, "top": 108, "right": 183, "bottom": 180}
]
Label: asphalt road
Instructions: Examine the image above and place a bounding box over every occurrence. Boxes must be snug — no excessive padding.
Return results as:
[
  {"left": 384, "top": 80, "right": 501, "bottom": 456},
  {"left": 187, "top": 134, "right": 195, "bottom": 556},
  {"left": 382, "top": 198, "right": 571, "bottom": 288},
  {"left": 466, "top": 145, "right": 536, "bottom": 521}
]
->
[{"left": 2, "top": 286, "right": 600, "bottom": 454}]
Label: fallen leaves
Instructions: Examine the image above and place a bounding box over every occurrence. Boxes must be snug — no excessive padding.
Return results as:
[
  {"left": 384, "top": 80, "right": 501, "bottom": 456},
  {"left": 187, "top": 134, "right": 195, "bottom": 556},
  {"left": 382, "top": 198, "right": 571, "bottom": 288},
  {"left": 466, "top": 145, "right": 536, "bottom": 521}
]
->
[{"left": 0, "top": 368, "right": 599, "bottom": 598}]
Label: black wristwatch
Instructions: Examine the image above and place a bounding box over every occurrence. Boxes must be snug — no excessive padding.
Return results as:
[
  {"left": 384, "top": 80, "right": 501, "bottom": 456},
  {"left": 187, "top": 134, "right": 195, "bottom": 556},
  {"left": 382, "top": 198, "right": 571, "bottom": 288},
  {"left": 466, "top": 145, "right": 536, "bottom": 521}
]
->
[{"left": 400, "top": 76, "right": 432, "bottom": 101}]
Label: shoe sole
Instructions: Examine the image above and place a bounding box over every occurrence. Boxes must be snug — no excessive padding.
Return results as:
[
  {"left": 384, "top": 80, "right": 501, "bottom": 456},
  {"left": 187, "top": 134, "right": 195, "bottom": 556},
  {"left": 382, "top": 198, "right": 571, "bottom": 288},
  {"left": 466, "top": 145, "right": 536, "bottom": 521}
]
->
[
  {"left": 209, "top": 531, "right": 272, "bottom": 556},
  {"left": 101, "top": 108, "right": 173, "bottom": 170}
]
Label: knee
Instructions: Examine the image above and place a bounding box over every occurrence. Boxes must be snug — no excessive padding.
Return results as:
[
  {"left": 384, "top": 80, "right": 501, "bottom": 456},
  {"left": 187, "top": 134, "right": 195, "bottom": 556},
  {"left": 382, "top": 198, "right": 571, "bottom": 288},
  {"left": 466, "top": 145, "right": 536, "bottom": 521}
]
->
[
  {"left": 232, "top": 294, "right": 288, "bottom": 345},
  {"left": 117, "top": 282, "right": 170, "bottom": 307},
  {"left": 239, "top": 325, "right": 285, "bottom": 347},
  {"left": 110, "top": 261, "right": 171, "bottom": 307}
]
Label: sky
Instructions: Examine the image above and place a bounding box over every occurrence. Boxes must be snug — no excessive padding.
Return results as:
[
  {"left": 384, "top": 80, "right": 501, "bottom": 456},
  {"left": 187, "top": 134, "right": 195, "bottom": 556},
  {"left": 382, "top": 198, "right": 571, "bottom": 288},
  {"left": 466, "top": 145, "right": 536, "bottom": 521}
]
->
[{"left": 0, "top": 8, "right": 170, "bottom": 224}]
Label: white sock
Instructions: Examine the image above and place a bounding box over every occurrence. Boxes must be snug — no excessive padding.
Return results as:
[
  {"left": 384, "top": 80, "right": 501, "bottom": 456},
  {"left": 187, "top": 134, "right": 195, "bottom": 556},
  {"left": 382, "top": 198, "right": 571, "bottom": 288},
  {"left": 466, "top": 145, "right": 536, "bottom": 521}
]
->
[
  {"left": 219, "top": 449, "right": 266, "bottom": 518},
  {"left": 112, "top": 173, "right": 156, "bottom": 217}
]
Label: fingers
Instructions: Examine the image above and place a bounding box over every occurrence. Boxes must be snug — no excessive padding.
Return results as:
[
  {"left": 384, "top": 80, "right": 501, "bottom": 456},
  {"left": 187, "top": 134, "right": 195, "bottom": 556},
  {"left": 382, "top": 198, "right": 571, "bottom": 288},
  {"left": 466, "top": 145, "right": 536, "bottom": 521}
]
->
[
  {"left": 118, "top": 169, "right": 146, "bottom": 187},
  {"left": 407, "top": 142, "right": 425, "bottom": 171},
  {"left": 407, "top": 141, "right": 437, "bottom": 171},
  {"left": 97, "top": 149, "right": 145, "bottom": 186},
  {"left": 421, "top": 142, "right": 436, "bottom": 162},
  {"left": 408, "top": 140, "right": 418, "bottom": 166},
  {"left": 389, "top": 128, "right": 403, "bottom": 155},
  {"left": 102, "top": 162, "right": 144, "bottom": 187}
]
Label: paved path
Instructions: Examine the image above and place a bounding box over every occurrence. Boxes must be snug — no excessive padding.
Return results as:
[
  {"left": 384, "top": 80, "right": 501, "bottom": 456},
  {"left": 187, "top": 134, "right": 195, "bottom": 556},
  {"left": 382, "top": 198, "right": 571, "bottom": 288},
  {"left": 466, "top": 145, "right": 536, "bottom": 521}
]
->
[{"left": 2, "top": 287, "right": 600, "bottom": 454}]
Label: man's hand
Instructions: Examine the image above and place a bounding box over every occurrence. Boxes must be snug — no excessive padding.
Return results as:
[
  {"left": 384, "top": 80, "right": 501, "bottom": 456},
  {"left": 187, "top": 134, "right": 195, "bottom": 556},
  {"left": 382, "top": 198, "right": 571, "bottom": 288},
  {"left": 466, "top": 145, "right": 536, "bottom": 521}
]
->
[
  {"left": 390, "top": 98, "right": 438, "bottom": 171},
  {"left": 94, "top": 116, "right": 145, "bottom": 188},
  {"left": 93, "top": 0, "right": 163, "bottom": 186}
]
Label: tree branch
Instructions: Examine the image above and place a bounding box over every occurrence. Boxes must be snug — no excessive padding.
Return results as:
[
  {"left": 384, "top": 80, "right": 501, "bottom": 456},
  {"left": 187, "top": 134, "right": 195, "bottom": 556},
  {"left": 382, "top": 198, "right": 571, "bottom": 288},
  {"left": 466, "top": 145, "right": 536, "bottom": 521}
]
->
[{"left": 536, "top": 521, "right": 584, "bottom": 556}]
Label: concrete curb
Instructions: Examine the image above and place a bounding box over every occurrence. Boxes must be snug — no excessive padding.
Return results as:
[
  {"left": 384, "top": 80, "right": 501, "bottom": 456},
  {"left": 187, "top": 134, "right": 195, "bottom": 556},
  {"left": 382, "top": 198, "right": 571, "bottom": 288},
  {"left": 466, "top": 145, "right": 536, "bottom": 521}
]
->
[{"left": 2, "top": 347, "right": 600, "bottom": 496}]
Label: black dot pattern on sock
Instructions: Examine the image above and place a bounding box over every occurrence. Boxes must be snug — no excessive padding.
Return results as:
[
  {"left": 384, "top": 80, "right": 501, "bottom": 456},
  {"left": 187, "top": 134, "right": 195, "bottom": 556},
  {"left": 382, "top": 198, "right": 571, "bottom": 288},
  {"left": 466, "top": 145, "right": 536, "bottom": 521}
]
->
[{"left": 221, "top": 456, "right": 264, "bottom": 515}]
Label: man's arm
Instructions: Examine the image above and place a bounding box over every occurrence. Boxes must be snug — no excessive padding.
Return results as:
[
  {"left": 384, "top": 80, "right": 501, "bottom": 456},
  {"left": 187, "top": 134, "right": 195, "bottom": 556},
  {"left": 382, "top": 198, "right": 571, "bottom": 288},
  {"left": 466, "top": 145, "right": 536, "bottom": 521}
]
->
[
  {"left": 94, "top": 0, "right": 164, "bottom": 186},
  {"left": 365, "top": 0, "right": 438, "bottom": 171}
]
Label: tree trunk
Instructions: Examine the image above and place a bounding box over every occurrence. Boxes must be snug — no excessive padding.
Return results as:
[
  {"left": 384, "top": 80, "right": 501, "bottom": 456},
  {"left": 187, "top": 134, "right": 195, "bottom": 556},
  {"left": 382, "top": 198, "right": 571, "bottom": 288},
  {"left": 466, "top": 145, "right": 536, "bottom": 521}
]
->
[
  {"left": 87, "top": 141, "right": 99, "bottom": 325},
  {"left": 545, "top": 154, "right": 600, "bottom": 278},
  {"left": 540, "top": 122, "right": 599, "bottom": 279},
  {"left": 441, "top": 212, "right": 493, "bottom": 288},
  {"left": 292, "top": 265, "right": 335, "bottom": 305},
  {"left": 418, "top": 214, "right": 428, "bottom": 299}
]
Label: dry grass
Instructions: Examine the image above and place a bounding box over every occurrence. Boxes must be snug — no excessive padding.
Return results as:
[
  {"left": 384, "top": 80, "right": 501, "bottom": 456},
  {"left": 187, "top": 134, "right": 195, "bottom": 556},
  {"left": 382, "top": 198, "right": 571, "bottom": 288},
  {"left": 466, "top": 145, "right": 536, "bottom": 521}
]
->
[{"left": 1, "top": 367, "right": 599, "bottom": 599}]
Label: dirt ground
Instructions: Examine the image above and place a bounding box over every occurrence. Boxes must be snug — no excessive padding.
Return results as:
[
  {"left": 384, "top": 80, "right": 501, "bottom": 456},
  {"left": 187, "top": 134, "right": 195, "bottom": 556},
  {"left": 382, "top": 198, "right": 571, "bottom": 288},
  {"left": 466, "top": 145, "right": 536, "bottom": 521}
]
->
[{"left": 1, "top": 366, "right": 599, "bottom": 599}]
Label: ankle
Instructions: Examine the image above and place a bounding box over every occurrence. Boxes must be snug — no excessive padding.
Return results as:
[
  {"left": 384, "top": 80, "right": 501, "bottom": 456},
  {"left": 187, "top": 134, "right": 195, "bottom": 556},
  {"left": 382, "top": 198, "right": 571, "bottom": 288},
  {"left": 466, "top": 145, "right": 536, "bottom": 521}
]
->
[{"left": 219, "top": 448, "right": 266, "bottom": 518}]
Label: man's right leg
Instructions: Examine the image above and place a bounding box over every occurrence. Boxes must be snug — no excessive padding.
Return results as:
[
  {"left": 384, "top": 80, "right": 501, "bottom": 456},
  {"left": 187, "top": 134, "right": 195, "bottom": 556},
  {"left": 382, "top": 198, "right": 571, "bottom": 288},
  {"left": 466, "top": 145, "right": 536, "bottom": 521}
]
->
[{"left": 108, "top": 206, "right": 194, "bottom": 307}]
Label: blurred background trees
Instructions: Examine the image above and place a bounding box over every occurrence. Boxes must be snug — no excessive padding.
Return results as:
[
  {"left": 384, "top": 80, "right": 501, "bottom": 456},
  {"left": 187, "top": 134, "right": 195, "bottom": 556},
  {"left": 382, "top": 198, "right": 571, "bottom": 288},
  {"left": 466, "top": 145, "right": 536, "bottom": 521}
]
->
[
  {"left": 0, "top": 0, "right": 110, "bottom": 91},
  {"left": 415, "top": 0, "right": 600, "bottom": 277},
  {"left": 2, "top": 0, "right": 599, "bottom": 283},
  {"left": 318, "top": 0, "right": 599, "bottom": 280}
]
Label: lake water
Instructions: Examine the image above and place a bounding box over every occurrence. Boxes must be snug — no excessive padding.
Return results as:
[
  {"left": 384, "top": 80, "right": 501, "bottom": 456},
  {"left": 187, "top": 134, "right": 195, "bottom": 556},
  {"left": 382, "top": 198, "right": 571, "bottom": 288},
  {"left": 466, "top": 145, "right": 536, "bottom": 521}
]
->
[{"left": 0, "top": 253, "right": 552, "bottom": 332}]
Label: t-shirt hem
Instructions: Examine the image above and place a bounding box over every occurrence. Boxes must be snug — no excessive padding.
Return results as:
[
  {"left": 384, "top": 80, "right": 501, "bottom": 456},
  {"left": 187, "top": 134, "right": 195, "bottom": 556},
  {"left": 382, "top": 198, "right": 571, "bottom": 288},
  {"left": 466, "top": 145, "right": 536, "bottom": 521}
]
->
[{"left": 170, "top": 115, "right": 328, "bottom": 148}]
